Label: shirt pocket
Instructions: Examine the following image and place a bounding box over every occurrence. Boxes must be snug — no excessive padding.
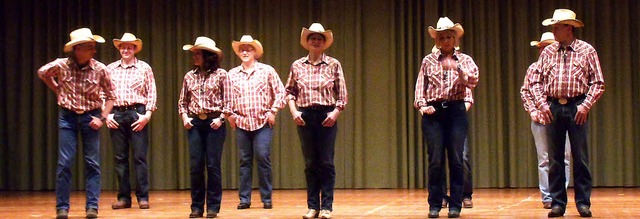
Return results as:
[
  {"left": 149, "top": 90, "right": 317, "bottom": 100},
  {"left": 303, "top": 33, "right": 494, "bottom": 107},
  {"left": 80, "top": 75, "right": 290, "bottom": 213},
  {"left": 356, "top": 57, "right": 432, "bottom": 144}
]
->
[
  {"left": 320, "top": 71, "right": 334, "bottom": 90},
  {"left": 570, "top": 56, "right": 587, "bottom": 78},
  {"left": 59, "top": 73, "right": 74, "bottom": 92},
  {"left": 544, "top": 63, "right": 558, "bottom": 83},
  {"left": 129, "top": 74, "right": 145, "bottom": 92},
  {"left": 82, "top": 77, "right": 101, "bottom": 94}
]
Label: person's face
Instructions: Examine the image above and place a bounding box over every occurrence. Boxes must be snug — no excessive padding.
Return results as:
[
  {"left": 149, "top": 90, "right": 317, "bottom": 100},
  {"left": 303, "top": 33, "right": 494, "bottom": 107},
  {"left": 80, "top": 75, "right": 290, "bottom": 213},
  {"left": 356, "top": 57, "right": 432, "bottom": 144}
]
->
[
  {"left": 436, "top": 31, "right": 456, "bottom": 53},
  {"left": 238, "top": 44, "right": 256, "bottom": 63},
  {"left": 551, "top": 24, "right": 572, "bottom": 42},
  {"left": 307, "top": 33, "right": 326, "bottom": 52},
  {"left": 118, "top": 42, "right": 136, "bottom": 60},
  {"left": 192, "top": 49, "right": 203, "bottom": 67},
  {"left": 74, "top": 42, "right": 97, "bottom": 62}
]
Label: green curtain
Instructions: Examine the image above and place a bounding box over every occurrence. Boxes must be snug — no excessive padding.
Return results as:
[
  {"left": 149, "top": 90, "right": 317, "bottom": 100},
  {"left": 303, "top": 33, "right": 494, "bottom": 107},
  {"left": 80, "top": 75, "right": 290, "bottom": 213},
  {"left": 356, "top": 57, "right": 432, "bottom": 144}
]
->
[{"left": 2, "top": 0, "right": 640, "bottom": 191}]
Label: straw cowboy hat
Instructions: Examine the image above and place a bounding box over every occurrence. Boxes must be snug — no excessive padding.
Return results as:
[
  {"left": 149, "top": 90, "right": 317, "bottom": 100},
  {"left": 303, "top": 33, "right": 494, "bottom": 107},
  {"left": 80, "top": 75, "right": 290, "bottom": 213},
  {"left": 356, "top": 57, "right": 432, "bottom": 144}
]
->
[
  {"left": 63, "top": 28, "right": 105, "bottom": 53},
  {"left": 113, "top": 33, "right": 143, "bottom": 54},
  {"left": 428, "top": 17, "right": 464, "bottom": 39},
  {"left": 542, "top": 9, "right": 584, "bottom": 27},
  {"left": 183, "top": 36, "right": 223, "bottom": 60},
  {"left": 300, "top": 23, "right": 334, "bottom": 51},
  {"left": 232, "top": 35, "right": 264, "bottom": 59},
  {"left": 530, "top": 32, "right": 556, "bottom": 47}
]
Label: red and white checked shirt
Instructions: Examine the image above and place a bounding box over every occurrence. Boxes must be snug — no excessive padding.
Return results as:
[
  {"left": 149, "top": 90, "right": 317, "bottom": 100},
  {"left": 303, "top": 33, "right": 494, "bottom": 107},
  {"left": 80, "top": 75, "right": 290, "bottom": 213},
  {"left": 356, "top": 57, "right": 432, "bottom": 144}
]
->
[
  {"left": 178, "top": 68, "right": 229, "bottom": 116},
  {"left": 38, "top": 58, "right": 116, "bottom": 111},
  {"left": 530, "top": 39, "right": 605, "bottom": 111},
  {"left": 414, "top": 50, "right": 479, "bottom": 109},
  {"left": 520, "top": 62, "right": 539, "bottom": 115},
  {"left": 285, "top": 54, "right": 348, "bottom": 111},
  {"left": 107, "top": 58, "right": 157, "bottom": 111},
  {"left": 226, "top": 62, "right": 286, "bottom": 131}
]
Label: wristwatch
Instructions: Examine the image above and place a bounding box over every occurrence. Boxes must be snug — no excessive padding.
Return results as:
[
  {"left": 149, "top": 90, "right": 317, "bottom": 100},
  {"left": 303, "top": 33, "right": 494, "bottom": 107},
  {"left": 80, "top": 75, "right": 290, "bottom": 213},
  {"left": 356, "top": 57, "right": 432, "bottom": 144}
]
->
[
  {"left": 219, "top": 117, "right": 225, "bottom": 123},
  {"left": 100, "top": 116, "right": 107, "bottom": 121}
]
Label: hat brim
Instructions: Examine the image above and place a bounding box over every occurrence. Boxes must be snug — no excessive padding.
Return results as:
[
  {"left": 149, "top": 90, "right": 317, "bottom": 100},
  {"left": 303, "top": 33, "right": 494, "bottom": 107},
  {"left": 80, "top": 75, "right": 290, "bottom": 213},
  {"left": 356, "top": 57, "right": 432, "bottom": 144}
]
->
[
  {"left": 542, "top": 18, "right": 584, "bottom": 27},
  {"left": 113, "top": 39, "right": 143, "bottom": 54},
  {"left": 530, "top": 39, "right": 556, "bottom": 47},
  {"left": 300, "top": 28, "right": 334, "bottom": 51},
  {"left": 183, "top": 45, "right": 224, "bottom": 61},
  {"left": 428, "top": 24, "right": 464, "bottom": 39},
  {"left": 232, "top": 41, "right": 264, "bottom": 59},
  {"left": 63, "top": 35, "right": 105, "bottom": 53}
]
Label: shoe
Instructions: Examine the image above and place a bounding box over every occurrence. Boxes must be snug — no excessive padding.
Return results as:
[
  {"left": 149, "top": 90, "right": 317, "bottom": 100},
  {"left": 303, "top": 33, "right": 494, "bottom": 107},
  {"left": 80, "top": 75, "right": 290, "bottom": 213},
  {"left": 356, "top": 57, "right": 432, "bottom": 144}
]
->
[
  {"left": 302, "top": 209, "right": 319, "bottom": 219},
  {"left": 263, "top": 202, "right": 273, "bottom": 209},
  {"left": 428, "top": 210, "right": 440, "bottom": 218},
  {"left": 547, "top": 205, "right": 565, "bottom": 217},
  {"left": 86, "top": 208, "right": 98, "bottom": 218},
  {"left": 139, "top": 200, "right": 150, "bottom": 209},
  {"left": 237, "top": 203, "right": 251, "bottom": 209},
  {"left": 543, "top": 202, "right": 552, "bottom": 209},
  {"left": 56, "top": 209, "right": 68, "bottom": 219},
  {"left": 206, "top": 209, "right": 217, "bottom": 218},
  {"left": 462, "top": 198, "right": 473, "bottom": 208},
  {"left": 447, "top": 209, "right": 460, "bottom": 218},
  {"left": 319, "top": 209, "right": 332, "bottom": 219},
  {"left": 189, "top": 209, "right": 204, "bottom": 218},
  {"left": 111, "top": 200, "right": 132, "bottom": 209},
  {"left": 441, "top": 199, "right": 448, "bottom": 208},
  {"left": 577, "top": 205, "right": 592, "bottom": 217}
]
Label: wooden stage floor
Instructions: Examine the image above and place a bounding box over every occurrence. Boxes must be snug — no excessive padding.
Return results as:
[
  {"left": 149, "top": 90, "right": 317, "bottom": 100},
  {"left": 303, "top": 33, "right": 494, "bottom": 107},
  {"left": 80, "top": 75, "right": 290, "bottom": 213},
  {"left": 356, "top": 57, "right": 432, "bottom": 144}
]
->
[{"left": 1, "top": 188, "right": 639, "bottom": 218}]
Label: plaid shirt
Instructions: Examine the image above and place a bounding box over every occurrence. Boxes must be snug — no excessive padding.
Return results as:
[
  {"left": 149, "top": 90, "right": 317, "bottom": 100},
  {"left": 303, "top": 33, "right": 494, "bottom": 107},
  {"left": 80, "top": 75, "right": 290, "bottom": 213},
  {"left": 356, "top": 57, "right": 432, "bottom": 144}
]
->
[
  {"left": 38, "top": 58, "right": 116, "bottom": 111},
  {"left": 226, "top": 62, "right": 285, "bottom": 131},
  {"left": 107, "top": 58, "right": 157, "bottom": 111},
  {"left": 285, "top": 54, "right": 348, "bottom": 110},
  {"left": 414, "top": 50, "right": 479, "bottom": 108},
  {"left": 530, "top": 39, "right": 605, "bottom": 111},
  {"left": 520, "top": 62, "right": 539, "bottom": 115},
  {"left": 178, "top": 68, "right": 228, "bottom": 115}
]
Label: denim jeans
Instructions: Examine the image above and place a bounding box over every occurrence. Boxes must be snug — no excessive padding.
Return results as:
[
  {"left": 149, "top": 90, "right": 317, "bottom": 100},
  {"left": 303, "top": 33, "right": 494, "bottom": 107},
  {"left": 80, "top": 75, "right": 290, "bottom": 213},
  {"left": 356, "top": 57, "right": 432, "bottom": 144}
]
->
[
  {"left": 188, "top": 117, "right": 226, "bottom": 213},
  {"left": 298, "top": 106, "right": 337, "bottom": 211},
  {"left": 236, "top": 126, "right": 273, "bottom": 204},
  {"left": 56, "top": 108, "right": 102, "bottom": 210},
  {"left": 441, "top": 138, "right": 472, "bottom": 201},
  {"left": 531, "top": 121, "right": 571, "bottom": 203},
  {"left": 110, "top": 105, "right": 149, "bottom": 202},
  {"left": 548, "top": 98, "right": 591, "bottom": 209},
  {"left": 422, "top": 101, "right": 467, "bottom": 211}
]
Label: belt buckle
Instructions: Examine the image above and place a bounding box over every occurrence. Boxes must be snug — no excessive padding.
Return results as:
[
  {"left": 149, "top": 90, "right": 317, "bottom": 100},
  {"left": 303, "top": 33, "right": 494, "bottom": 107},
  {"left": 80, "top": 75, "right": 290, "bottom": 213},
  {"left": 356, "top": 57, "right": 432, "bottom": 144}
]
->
[
  {"left": 198, "top": 114, "right": 207, "bottom": 120},
  {"left": 75, "top": 110, "right": 85, "bottom": 114},
  {"left": 441, "top": 101, "right": 448, "bottom": 109},
  {"left": 558, "top": 98, "right": 568, "bottom": 105}
]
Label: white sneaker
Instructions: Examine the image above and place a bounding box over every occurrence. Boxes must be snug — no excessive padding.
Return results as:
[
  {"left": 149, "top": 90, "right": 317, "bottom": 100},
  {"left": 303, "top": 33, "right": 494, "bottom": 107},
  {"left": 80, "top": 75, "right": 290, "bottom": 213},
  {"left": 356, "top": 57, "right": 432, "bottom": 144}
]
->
[
  {"left": 302, "top": 209, "right": 319, "bottom": 219},
  {"left": 319, "top": 209, "right": 332, "bottom": 219}
]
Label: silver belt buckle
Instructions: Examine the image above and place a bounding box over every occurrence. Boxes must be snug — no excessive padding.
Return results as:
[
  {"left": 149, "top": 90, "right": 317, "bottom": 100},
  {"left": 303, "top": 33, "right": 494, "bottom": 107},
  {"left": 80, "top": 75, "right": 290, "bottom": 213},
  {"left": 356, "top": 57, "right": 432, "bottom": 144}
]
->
[
  {"left": 441, "top": 101, "right": 448, "bottom": 108},
  {"left": 558, "top": 98, "right": 568, "bottom": 105},
  {"left": 75, "top": 110, "right": 85, "bottom": 114},
  {"left": 198, "top": 114, "right": 207, "bottom": 120}
]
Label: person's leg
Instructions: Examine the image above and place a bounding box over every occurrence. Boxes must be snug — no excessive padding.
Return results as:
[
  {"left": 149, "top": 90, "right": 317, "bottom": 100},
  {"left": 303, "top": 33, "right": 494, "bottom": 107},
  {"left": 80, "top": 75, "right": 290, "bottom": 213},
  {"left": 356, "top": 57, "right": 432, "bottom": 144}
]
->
[
  {"left": 188, "top": 120, "right": 206, "bottom": 213},
  {"left": 253, "top": 126, "right": 274, "bottom": 205},
  {"left": 56, "top": 110, "right": 79, "bottom": 210},
  {"left": 111, "top": 111, "right": 132, "bottom": 204},
  {"left": 131, "top": 111, "right": 150, "bottom": 204},
  {"left": 298, "top": 110, "right": 321, "bottom": 211},
  {"left": 236, "top": 128, "right": 254, "bottom": 205},
  {"left": 424, "top": 113, "right": 445, "bottom": 212},
  {"left": 318, "top": 121, "right": 337, "bottom": 211},
  {"left": 531, "top": 121, "right": 552, "bottom": 204},
  {"left": 205, "top": 123, "right": 226, "bottom": 213},
  {"left": 81, "top": 111, "right": 102, "bottom": 210}
]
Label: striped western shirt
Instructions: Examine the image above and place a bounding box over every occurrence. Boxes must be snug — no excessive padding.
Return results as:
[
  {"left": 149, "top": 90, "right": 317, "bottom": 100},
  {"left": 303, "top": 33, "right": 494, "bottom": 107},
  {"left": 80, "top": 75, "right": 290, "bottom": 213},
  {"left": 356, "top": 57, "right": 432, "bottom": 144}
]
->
[
  {"left": 178, "top": 68, "right": 228, "bottom": 116},
  {"left": 520, "top": 62, "right": 539, "bottom": 114},
  {"left": 285, "top": 54, "right": 348, "bottom": 111},
  {"left": 530, "top": 39, "right": 605, "bottom": 111},
  {"left": 226, "top": 62, "right": 286, "bottom": 131},
  {"left": 107, "top": 58, "right": 157, "bottom": 111},
  {"left": 38, "top": 58, "right": 116, "bottom": 111},
  {"left": 414, "top": 50, "right": 479, "bottom": 109}
]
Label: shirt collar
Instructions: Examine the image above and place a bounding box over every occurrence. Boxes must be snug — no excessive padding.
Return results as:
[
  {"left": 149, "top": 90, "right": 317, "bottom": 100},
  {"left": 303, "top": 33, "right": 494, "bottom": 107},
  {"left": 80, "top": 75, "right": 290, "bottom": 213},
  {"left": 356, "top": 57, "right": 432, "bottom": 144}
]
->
[
  {"left": 303, "top": 54, "right": 328, "bottom": 65},
  {"left": 117, "top": 58, "right": 138, "bottom": 69},
  {"left": 67, "top": 58, "right": 96, "bottom": 71},
  {"left": 436, "top": 50, "right": 460, "bottom": 61}
]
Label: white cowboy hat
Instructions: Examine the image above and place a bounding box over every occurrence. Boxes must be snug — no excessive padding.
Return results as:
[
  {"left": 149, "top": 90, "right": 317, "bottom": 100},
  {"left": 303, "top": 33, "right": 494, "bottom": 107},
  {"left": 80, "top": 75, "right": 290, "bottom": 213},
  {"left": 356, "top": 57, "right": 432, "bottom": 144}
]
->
[
  {"left": 63, "top": 28, "right": 105, "bottom": 53},
  {"left": 232, "top": 35, "right": 264, "bottom": 59},
  {"left": 113, "top": 33, "right": 143, "bottom": 54},
  {"left": 300, "top": 23, "right": 334, "bottom": 51},
  {"left": 183, "top": 36, "right": 223, "bottom": 60},
  {"left": 542, "top": 9, "right": 584, "bottom": 27},
  {"left": 428, "top": 17, "right": 464, "bottom": 39},
  {"left": 530, "top": 32, "right": 556, "bottom": 47}
]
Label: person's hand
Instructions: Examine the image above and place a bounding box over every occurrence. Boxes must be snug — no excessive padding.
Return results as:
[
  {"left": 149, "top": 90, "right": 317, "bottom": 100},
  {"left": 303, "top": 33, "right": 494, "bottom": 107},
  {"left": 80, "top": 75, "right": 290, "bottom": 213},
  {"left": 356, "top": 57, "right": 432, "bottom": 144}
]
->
[
  {"left": 575, "top": 105, "right": 589, "bottom": 125},
  {"left": 322, "top": 109, "right": 340, "bottom": 127},
  {"left": 106, "top": 114, "right": 119, "bottom": 129},
  {"left": 538, "top": 105, "right": 553, "bottom": 125},
  {"left": 210, "top": 118, "right": 223, "bottom": 130},
  {"left": 267, "top": 112, "right": 276, "bottom": 128},
  {"left": 420, "top": 106, "right": 436, "bottom": 115},
  {"left": 132, "top": 113, "right": 150, "bottom": 132},
  {"left": 89, "top": 116, "right": 104, "bottom": 130},
  {"left": 291, "top": 110, "right": 305, "bottom": 126},
  {"left": 183, "top": 117, "right": 194, "bottom": 129}
]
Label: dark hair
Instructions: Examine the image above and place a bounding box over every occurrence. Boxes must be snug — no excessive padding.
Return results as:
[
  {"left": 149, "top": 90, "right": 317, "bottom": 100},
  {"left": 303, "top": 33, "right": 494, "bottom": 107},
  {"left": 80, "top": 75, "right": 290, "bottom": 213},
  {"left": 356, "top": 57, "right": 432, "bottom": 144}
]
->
[
  {"left": 307, "top": 33, "right": 326, "bottom": 41},
  {"left": 198, "top": 50, "right": 220, "bottom": 73}
]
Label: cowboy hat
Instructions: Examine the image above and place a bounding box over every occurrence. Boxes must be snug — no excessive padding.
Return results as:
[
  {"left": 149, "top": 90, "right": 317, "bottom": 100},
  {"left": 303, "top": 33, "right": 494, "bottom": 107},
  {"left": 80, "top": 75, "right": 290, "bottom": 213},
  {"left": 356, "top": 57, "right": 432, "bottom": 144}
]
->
[
  {"left": 183, "top": 36, "right": 223, "bottom": 59},
  {"left": 113, "top": 33, "right": 143, "bottom": 54},
  {"left": 428, "top": 17, "right": 464, "bottom": 39},
  {"left": 232, "top": 35, "right": 264, "bottom": 59},
  {"left": 300, "top": 23, "right": 334, "bottom": 51},
  {"left": 530, "top": 32, "right": 556, "bottom": 47},
  {"left": 542, "top": 9, "right": 584, "bottom": 27},
  {"left": 63, "top": 28, "right": 105, "bottom": 53}
]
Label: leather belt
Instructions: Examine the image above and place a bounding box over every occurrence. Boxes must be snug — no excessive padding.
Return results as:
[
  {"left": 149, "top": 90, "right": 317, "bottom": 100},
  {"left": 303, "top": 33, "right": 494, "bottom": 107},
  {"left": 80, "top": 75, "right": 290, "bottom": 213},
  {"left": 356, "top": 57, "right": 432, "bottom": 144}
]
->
[
  {"left": 428, "top": 100, "right": 464, "bottom": 109},
  {"left": 113, "top": 104, "right": 145, "bottom": 112},
  {"left": 299, "top": 105, "right": 335, "bottom": 112},
  {"left": 548, "top": 95, "right": 586, "bottom": 105},
  {"left": 188, "top": 112, "right": 221, "bottom": 120}
]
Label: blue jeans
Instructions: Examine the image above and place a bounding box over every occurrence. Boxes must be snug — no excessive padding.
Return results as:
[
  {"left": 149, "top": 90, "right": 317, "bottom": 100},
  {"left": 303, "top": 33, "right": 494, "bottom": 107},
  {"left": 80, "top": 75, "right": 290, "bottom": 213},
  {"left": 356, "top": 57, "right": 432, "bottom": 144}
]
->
[
  {"left": 531, "top": 121, "right": 571, "bottom": 203},
  {"left": 188, "top": 117, "right": 226, "bottom": 213},
  {"left": 56, "top": 108, "right": 102, "bottom": 210},
  {"left": 298, "top": 106, "right": 337, "bottom": 211},
  {"left": 548, "top": 97, "right": 591, "bottom": 209},
  {"left": 236, "top": 126, "right": 273, "bottom": 204},
  {"left": 422, "top": 101, "right": 467, "bottom": 211},
  {"left": 110, "top": 105, "right": 149, "bottom": 202},
  {"left": 441, "top": 138, "right": 472, "bottom": 201}
]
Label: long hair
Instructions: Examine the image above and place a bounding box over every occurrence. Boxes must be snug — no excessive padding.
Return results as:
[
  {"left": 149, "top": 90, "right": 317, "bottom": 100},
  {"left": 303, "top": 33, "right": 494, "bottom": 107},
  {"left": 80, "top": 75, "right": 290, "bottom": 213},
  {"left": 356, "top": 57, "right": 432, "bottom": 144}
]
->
[{"left": 195, "top": 50, "right": 220, "bottom": 73}]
